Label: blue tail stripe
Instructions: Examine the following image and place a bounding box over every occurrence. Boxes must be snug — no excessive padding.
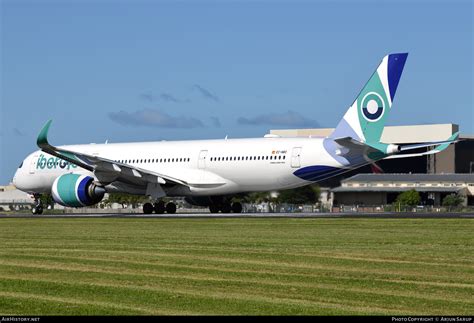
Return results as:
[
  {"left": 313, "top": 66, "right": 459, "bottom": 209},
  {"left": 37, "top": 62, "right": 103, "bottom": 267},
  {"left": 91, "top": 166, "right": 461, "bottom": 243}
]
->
[
  {"left": 294, "top": 165, "right": 344, "bottom": 181},
  {"left": 388, "top": 53, "right": 408, "bottom": 102}
]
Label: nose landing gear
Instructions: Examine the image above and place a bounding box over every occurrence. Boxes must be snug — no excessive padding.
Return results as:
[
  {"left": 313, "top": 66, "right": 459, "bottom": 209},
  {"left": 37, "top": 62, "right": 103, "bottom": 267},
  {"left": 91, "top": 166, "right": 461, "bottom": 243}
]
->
[{"left": 31, "top": 194, "right": 43, "bottom": 215}]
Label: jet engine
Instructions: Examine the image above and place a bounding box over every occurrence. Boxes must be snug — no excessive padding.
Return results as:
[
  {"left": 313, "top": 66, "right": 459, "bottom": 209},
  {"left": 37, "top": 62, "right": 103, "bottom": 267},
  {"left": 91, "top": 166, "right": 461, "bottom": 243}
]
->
[{"left": 51, "top": 174, "right": 105, "bottom": 207}]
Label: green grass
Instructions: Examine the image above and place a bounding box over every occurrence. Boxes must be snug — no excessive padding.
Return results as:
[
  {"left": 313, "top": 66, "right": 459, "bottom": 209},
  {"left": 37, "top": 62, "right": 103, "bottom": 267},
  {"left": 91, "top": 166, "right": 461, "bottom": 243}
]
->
[{"left": 0, "top": 218, "right": 472, "bottom": 315}]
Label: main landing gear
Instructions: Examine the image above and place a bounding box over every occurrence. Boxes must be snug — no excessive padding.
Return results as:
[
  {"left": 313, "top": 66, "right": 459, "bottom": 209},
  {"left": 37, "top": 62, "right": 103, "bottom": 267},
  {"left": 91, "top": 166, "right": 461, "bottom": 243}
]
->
[
  {"left": 209, "top": 202, "right": 242, "bottom": 214},
  {"left": 142, "top": 201, "right": 177, "bottom": 214},
  {"left": 31, "top": 194, "right": 43, "bottom": 215}
]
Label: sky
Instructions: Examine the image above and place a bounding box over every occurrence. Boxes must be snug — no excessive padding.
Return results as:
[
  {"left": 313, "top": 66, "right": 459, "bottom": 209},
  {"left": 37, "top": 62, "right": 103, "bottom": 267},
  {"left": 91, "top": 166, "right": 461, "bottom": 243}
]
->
[{"left": 1, "top": 0, "right": 472, "bottom": 184}]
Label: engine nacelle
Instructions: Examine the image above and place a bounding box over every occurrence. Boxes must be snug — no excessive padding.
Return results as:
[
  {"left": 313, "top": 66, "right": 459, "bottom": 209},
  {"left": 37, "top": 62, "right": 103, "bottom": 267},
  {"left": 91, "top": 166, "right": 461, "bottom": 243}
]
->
[
  {"left": 52, "top": 174, "right": 105, "bottom": 207},
  {"left": 386, "top": 144, "right": 401, "bottom": 155}
]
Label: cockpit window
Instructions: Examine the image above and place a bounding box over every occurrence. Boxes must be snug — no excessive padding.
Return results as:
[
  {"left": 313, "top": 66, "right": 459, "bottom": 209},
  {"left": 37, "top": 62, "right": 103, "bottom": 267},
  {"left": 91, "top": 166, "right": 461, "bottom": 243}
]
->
[{"left": 18, "top": 161, "right": 23, "bottom": 168}]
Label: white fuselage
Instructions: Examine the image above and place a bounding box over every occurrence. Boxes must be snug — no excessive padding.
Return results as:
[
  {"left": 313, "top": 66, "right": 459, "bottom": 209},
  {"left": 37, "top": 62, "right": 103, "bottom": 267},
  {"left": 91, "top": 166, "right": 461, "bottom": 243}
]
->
[{"left": 13, "top": 136, "right": 342, "bottom": 197}]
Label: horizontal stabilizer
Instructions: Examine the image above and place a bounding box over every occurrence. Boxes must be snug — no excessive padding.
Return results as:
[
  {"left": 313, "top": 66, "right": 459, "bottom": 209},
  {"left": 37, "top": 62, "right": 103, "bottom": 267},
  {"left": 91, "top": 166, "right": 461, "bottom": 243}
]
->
[
  {"left": 384, "top": 132, "right": 459, "bottom": 160},
  {"left": 399, "top": 132, "right": 459, "bottom": 152}
]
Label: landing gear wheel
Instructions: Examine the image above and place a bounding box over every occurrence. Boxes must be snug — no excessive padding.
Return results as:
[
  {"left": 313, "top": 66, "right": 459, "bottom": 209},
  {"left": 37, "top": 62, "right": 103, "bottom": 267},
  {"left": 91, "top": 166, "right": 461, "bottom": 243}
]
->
[
  {"left": 221, "top": 203, "right": 231, "bottom": 214},
  {"left": 143, "top": 203, "right": 154, "bottom": 214},
  {"left": 31, "top": 206, "right": 43, "bottom": 215},
  {"left": 209, "top": 204, "right": 219, "bottom": 214},
  {"left": 154, "top": 201, "right": 165, "bottom": 214},
  {"left": 166, "top": 202, "right": 177, "bottom": 214},
  {"left": 231, "top": 202, "right": 243, "bottom": 213},
  {"left": 32, "top": 194, "right": 43, "bottom": 215}
]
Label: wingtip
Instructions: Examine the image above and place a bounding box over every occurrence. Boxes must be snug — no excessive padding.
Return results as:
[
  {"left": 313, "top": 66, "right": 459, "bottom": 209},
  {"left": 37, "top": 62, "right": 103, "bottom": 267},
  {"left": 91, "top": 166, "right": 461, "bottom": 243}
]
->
[{"left": 37, "top": 120, "right": 52, "bottom": 148}]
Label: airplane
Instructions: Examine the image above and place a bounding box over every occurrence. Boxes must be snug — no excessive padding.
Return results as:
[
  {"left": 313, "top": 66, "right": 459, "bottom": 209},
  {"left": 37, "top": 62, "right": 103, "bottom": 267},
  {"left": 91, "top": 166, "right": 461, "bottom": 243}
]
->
[{"left": 12, "top": 53, "right": 459, "bottom": 215}]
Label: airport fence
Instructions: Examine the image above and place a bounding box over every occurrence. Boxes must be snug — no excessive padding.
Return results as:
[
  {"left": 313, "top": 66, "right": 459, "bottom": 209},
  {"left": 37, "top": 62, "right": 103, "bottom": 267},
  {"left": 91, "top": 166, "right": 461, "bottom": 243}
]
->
[
  {"left": 332, "top": 204, "right": 474, "bottom": 213},
  {"left": 2, "top": 201, "right": 474, "bottom": 214}
]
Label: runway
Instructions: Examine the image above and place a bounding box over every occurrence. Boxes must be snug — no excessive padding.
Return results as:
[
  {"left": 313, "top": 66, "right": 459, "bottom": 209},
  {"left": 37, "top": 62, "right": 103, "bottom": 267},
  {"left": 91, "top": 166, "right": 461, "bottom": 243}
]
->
[{"left": 1, "top": 212, "right": 474, "bottom": 219}]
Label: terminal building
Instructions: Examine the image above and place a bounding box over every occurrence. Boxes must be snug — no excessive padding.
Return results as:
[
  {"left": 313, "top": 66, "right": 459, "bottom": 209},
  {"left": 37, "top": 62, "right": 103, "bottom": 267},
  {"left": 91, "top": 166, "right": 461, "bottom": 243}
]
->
[
  {"left": 0, "top": 185, "right": 32, "bottom": 211},
  {"left": 271, "top": 124, "right": 474, "bottom": 207}
]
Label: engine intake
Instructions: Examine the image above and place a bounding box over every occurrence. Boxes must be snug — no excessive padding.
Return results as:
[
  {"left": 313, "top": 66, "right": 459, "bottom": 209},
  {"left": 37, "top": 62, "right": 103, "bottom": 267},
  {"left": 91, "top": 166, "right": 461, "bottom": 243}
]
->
[{"left": 52, "top": 174, "right": 105, "bottom": 207}]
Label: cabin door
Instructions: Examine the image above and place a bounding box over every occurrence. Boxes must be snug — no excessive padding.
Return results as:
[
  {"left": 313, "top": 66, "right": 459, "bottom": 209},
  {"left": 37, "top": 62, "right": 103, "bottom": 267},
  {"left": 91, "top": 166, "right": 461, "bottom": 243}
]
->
[
  {"left": 198, "top": 150, "right": 208, "bottom": 169},
  {"left": 291, "top": 147, "right": 302, "bottom": 168}
]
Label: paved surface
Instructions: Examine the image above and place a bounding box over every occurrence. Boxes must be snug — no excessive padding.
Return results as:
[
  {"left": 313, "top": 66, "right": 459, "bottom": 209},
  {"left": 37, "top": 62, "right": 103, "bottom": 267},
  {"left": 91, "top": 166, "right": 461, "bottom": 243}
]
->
[{"left": 1, "top": 212, "right": 474, "bottom": 219}]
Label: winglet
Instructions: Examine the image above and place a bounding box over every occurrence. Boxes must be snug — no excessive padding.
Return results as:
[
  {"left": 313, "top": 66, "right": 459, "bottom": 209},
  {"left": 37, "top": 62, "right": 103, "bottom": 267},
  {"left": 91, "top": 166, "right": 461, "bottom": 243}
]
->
[{"left": 37, "top": 120, "right": 53, "bottom": 149}]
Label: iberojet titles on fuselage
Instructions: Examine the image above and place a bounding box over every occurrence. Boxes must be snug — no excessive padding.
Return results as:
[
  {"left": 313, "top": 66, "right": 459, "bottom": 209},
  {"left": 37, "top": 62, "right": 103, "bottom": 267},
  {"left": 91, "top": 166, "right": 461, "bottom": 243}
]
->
[{"left": 36, "top": 154, "right": 77, "bottom": 171}]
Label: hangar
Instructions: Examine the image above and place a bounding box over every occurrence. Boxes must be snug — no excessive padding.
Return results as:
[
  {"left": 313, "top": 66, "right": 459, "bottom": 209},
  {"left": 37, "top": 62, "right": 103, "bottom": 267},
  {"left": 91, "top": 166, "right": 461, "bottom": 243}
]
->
[{"left": 332, "top": 174, "right": 474, "bottom": 207}]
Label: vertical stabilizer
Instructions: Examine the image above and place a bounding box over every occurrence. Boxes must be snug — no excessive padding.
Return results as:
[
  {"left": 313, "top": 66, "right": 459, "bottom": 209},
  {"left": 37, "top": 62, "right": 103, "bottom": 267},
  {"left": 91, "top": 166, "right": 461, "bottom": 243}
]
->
[{"left": 330, "top": 53, "right": 408, "bottom": 143}]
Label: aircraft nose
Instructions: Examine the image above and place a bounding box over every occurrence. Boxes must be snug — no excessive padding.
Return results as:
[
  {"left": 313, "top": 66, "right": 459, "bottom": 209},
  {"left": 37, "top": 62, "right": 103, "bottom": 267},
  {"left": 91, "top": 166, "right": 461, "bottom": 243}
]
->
[
  {"left": 12, "top": 161, "right": 26, "bottom": 191},
  {"left": 12, "top": 169, "right": 19, "bottom": 188}
]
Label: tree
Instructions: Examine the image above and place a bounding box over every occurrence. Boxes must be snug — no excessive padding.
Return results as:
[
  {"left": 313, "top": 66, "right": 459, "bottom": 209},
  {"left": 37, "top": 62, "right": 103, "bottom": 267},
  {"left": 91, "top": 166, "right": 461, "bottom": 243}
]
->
[
  {"left": 442, "top": 194, "right": 464, "bottom": 208},
  {"left": 233, "top": 185, "right": 321, "bottom": 205},
  {"left": 277, "top": 184, "right": 320, "bottom": 205},
  {"left": 103, "top": 193, "right": 150, "bottom": 208},
  {"left": 40, "top": 194, "right": 54, "bottom": 208},
  {"left": 395, "top": 189, "right": 421, "bottom": 207}
]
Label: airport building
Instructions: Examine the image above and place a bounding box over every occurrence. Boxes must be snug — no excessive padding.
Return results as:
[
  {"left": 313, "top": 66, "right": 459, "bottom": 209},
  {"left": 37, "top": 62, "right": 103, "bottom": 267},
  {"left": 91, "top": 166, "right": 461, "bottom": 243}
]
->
[
  {"left": 0, "top": 185, "right": 32, "bottom": 211},
  {"left": 332, "top": 174, "right": 474, "bottom": 207}
]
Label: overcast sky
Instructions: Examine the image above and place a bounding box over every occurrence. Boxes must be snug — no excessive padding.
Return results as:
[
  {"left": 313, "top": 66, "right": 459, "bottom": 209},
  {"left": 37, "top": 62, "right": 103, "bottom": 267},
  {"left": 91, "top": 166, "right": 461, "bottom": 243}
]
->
[{"left": 1, "top": 0, "right": 473, "bottom": 183}]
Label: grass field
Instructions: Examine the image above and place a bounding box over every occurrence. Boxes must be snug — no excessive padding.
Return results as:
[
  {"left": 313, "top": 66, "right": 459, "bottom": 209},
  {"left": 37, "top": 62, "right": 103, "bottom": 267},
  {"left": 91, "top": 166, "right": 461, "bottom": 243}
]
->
[{"left": 0, "top": 217, "right": 473, "bottom": 315}]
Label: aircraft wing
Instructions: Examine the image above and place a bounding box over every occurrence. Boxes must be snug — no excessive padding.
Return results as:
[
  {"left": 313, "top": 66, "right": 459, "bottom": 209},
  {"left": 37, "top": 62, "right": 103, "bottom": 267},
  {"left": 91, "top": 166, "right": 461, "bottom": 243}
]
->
[{"left": 36, "top": 120, "right": 189, "bottom": 188}]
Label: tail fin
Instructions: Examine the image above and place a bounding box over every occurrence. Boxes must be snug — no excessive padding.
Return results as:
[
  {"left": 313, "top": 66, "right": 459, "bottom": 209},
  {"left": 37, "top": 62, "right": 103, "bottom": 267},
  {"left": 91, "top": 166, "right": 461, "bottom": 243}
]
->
[{"left": 330, "top": 53, "right": 408, "bottom": 143}]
